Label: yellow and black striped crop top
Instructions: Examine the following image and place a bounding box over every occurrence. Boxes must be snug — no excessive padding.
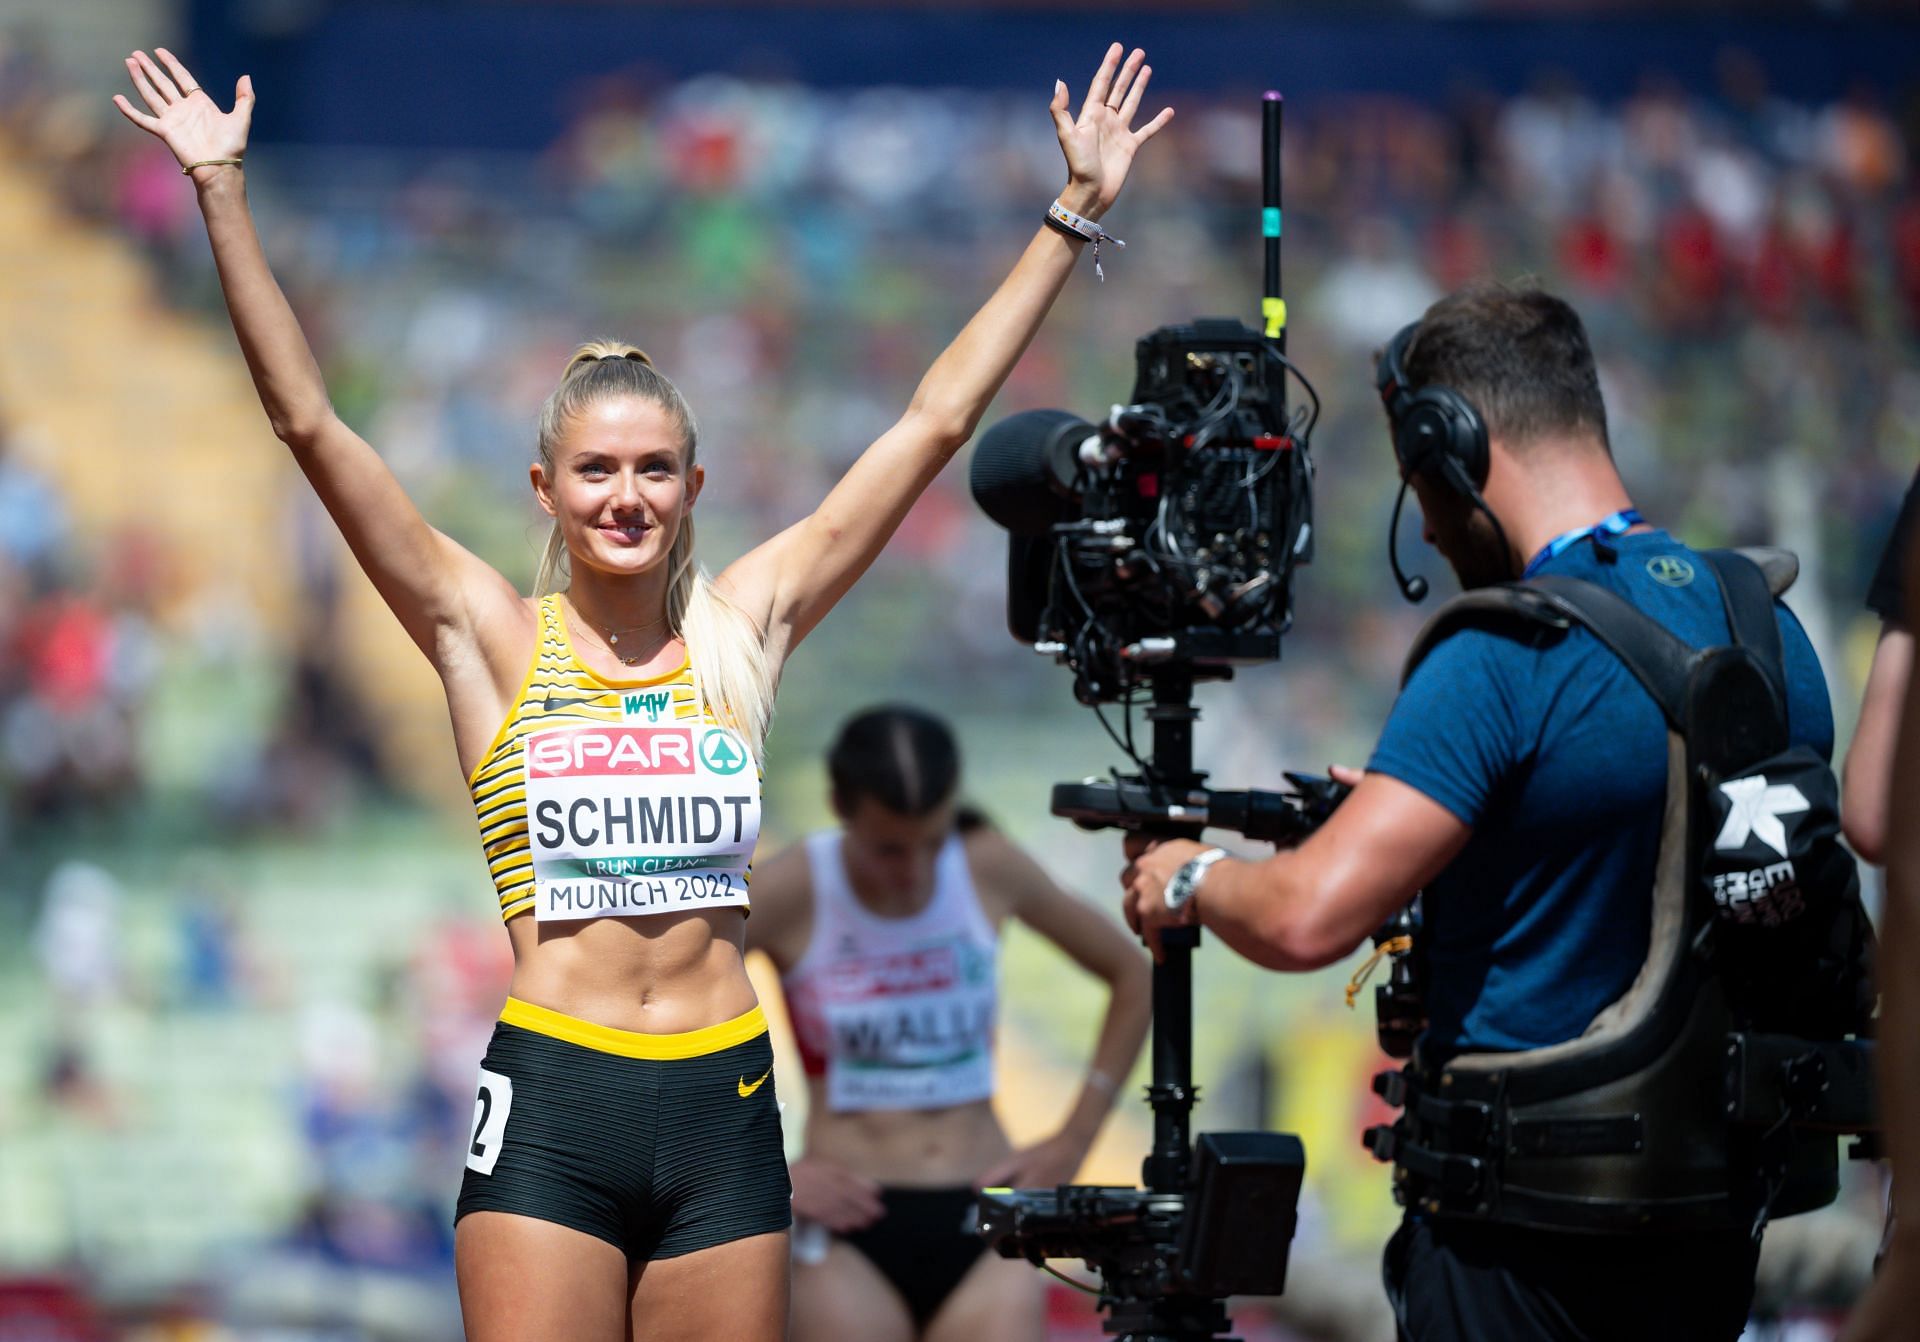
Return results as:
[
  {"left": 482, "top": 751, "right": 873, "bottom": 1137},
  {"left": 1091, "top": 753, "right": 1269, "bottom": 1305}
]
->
[{"left": 468, "top": 594, "right": 731, "bottom": 922}]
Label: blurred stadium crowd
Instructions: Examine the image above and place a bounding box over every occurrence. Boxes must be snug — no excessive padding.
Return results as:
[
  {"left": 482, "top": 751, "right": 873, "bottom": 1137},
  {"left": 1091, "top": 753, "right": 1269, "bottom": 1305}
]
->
[
  {"left": 8, "top": 30, "right": 1920, "bottom": 819},
  {"left": 0, "top": 15, "right": 1915, "bottom": 1340}
]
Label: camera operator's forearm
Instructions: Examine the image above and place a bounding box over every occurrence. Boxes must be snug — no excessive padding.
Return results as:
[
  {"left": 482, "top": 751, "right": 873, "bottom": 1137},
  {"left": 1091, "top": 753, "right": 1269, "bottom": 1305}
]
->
[
  {"left": 1195, "top": 856, "right": 1344, "bottom": 972},
  {"left": 1122, "top": 781, "right": 1465, "bottom": 968},
  {"left": 1187, "top": 776, "right": 1469, "bottom": 972},
  {"left": 195, "top": 169, "right": 337, "bottom": 443}
]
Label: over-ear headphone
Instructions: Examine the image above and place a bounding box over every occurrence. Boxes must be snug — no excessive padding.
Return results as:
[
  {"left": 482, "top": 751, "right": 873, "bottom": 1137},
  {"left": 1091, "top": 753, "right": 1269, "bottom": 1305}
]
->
[
  {"left": 1374, "top": 320, "right": 1507, "bottom": 603},
  {"left": 1374, "top": 321, "right": 1490, "bottom": 495}
]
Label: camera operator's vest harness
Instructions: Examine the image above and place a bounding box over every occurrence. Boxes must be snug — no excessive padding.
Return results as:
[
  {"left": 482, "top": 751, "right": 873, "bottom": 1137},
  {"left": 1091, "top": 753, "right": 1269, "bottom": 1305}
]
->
[{"left": 1364, "top": 548, "right": 1876, "bottom": 1236}]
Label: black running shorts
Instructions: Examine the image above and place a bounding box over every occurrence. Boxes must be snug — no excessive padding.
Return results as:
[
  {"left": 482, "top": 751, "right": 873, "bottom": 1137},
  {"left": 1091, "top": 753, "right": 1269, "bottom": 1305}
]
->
[
  {"left": 455, "top": 997, "right": 792, "bottom": 1262},
  {"left": 838, "top": 1186, "right": 986, "bottom": 1325}
]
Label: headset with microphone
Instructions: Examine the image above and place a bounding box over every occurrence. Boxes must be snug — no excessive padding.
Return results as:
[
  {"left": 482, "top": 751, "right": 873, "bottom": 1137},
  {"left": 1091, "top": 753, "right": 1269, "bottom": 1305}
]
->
[{"left": 1373, "top": 320, "right": 1511, "bottom": 603}]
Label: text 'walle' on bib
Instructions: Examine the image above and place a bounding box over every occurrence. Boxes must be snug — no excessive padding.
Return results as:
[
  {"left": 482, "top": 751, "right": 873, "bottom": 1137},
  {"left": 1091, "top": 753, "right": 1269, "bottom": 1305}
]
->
[{"left": 524, "top": 722, "right": 760, "bottom": 922}]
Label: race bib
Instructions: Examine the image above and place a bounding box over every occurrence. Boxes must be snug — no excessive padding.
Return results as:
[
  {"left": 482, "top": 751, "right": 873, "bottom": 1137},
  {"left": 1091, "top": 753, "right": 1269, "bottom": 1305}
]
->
[
  {"left": 818, "top": 940, "right": 997, "bottom": 1113},
  {"left": 524, "top": 722, "right": 759, "bottom": 922},
  {"left": 466, "top": 1067, "right": 512, "bottom": 1175}
]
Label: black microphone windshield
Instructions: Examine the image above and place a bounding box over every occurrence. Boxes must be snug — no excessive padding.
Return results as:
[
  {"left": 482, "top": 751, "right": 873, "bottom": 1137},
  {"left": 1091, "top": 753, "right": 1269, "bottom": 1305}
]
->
[{"left": 969, "top": 409, "right": 1093, "bottom": 536}]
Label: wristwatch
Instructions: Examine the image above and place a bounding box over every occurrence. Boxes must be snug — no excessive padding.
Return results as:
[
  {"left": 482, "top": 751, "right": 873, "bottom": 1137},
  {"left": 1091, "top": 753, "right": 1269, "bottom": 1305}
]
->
[{"left": 1165, "top": 847, "right": 1229, "bottom": 913}]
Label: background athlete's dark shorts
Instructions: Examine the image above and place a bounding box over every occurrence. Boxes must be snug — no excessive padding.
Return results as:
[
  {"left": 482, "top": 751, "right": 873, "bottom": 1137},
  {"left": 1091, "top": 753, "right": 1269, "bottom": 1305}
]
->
[{"left": 455, "top": 1020, "right": 791, "bottom": 1262}]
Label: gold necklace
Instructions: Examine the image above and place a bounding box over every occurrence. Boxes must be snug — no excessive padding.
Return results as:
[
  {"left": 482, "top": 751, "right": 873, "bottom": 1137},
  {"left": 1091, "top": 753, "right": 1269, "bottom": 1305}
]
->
[{"left": 572, "top": 603, "right": 669, "bottom": 666}]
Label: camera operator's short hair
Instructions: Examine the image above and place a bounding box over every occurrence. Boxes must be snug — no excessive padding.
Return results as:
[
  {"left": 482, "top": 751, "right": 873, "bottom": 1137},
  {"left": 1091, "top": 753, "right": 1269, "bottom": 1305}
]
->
[{"left": 1404, "top": 282, "right": 1610, "bottom": 453}]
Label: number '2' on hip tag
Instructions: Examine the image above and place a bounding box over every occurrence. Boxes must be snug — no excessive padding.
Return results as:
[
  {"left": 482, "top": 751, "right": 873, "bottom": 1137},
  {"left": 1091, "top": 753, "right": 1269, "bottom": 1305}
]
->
[{"left": 467, "top": 1067, "right": 513, "bottom": 1175}]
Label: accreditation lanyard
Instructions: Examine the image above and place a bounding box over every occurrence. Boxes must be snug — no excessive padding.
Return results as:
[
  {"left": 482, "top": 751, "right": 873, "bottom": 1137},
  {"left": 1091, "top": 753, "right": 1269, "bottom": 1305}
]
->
[{"left": 1521, "top": 509, "right": 1644, "bottom": 579}]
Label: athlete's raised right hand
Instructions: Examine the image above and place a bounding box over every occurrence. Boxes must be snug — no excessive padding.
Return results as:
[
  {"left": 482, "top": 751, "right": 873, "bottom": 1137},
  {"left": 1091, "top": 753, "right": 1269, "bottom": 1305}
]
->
[{"left": 113, "top": 48, "right": 253, "bottom": 172}]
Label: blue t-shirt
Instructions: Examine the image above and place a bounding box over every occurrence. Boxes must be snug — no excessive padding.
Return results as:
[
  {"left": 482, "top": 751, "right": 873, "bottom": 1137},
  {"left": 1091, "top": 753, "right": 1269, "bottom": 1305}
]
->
[{"left": 1367, "top": 530, "right": 1834, "bottom": 1055}]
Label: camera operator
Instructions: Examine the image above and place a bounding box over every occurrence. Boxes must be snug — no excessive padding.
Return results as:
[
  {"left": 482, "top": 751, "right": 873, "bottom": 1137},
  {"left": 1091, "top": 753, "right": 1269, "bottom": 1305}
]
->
[{"left": 1119, "top": 281, "right": 1836, "bottom": 1341}]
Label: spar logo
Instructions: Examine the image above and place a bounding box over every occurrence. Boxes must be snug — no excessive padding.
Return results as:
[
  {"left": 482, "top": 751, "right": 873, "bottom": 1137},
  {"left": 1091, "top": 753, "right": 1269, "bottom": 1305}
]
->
[
  {"left": 527, "top": 727, "right": 696, "bottom": 778},
  {"left": 700, "top": 729, "right": 749, "bottom": 775},
  {"left": 820, "top": 945, "right": 963, "bottom": 999}
]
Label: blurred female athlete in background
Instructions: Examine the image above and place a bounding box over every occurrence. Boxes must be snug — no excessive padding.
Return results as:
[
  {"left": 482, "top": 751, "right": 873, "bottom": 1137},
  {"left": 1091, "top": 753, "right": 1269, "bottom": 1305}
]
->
[
  {"left": 114, "top": 41, "right": 1170, "bottom": 1342},
  {"left": 749, "top": 706, "right": 1150, "bottom": 1342}
]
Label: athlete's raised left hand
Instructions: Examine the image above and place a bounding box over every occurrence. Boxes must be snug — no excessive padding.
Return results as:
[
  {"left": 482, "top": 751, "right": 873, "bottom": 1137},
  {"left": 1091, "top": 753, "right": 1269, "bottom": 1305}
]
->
[
  {"left": 1050, "top": 42, "right": 1173, "bottom": 221},
  {"left": 113, "top": 48, "right": 254, "bottom": 175}
]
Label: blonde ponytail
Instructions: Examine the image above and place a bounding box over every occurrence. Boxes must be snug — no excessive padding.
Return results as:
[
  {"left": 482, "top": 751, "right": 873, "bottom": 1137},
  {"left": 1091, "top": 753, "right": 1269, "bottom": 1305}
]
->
[
  {"left": 534, "top": 340, "right": 774, "bottom": 750},
  {"left": 664, "top": 514, "right": 776, "bottom": 749},
  {"left": 532, "top": 521, "right": 569, "bottom": 604}
]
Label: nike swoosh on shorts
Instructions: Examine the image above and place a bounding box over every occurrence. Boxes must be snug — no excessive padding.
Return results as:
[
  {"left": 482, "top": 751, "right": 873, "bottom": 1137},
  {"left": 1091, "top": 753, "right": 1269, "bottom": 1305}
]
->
[{"left": 738, "top": 1068, "right": 773, "bottom": 1098}]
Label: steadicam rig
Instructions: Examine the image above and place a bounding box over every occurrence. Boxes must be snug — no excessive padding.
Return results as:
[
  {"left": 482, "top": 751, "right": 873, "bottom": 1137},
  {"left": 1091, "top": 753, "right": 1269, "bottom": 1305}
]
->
[{"left": 969, "top": 93, "right": 1316, "bottom": 1342}]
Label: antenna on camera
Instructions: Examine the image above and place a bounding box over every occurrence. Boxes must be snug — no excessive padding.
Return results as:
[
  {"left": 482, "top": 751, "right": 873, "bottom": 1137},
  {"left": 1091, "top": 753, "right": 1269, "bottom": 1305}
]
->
[{"left": 1262, "top": 92, "right": 1285, "bottom": 350}]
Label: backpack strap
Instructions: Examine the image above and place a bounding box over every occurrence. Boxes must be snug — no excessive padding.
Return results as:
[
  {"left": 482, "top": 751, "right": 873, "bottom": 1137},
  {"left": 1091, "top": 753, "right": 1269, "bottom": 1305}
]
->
[
  {"left": 1399, "top": 582, "right": 1687, "bottom": 719},
  {"left": 1400, "top": 546, "right": 1804, "bottom": 731},
  {"left": 1701, "top": 550, "right": 1787, "bottom": 706},
  {"left": 1524, "top": 576, "right": 1695, "bottom": 730},
  {"left": 1401, "top": 587, "right": 1572, "bottom": 686}
]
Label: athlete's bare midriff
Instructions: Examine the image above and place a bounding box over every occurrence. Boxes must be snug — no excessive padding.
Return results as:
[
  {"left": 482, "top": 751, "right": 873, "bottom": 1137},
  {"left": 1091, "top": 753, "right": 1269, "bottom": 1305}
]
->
[
  {"left": 504, "top": 906, "right": 760, "bottom": 1035},
  {"left": 803, "top": 1087, "right": 1012, "bottom": 1187}
]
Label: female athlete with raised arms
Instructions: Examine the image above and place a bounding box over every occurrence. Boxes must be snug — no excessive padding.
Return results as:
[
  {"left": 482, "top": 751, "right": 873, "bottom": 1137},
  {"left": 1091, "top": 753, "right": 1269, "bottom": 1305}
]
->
[
  {"left": 750, "top": 706, "right": 1150, "bottom": 1342},
  {"left": 114, "top": 38, "right": 1170, "bottom": 1342}
]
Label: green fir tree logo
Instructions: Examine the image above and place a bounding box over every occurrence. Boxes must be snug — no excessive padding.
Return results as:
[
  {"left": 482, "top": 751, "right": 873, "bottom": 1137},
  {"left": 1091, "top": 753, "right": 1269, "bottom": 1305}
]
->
[{"left": 701, "top": 729, "right": 748, "bottom": 775}]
